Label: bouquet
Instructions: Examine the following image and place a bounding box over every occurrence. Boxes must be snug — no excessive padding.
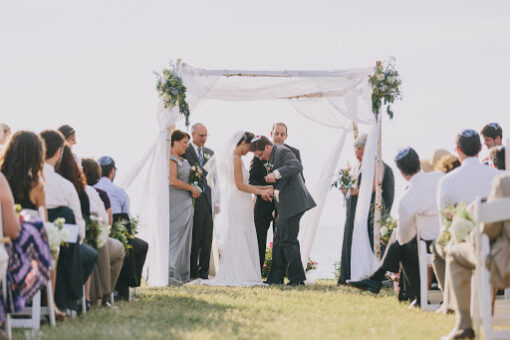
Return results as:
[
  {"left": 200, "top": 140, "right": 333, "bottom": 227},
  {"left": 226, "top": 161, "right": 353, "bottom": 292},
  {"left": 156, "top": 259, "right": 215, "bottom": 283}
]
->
[
  {"left": 437, "top": 203, "right": 474, "bottom": 251},
  {"left": 190, "top": 164, "right": 203, "bottom": 204},
  {"left": 379, "top": 210, "right": 397, "bottom": 247},
  {"left": 369, "top": 57, "right": 402, "bottom": 119},
  {"left": 85, "top": 215, "right": 109, "bottom": 250},
  {"left": 155, "top": 62, "right": 190, "bottom": 126},
  {"left": 45, "top": 218, "right": 71, "bottom": 268},
  {"left": 110, "top": 220, "right": 133, "bottom": 255},
  {"left": 331, "top": 164, "right": 356, "bottom": 204}
]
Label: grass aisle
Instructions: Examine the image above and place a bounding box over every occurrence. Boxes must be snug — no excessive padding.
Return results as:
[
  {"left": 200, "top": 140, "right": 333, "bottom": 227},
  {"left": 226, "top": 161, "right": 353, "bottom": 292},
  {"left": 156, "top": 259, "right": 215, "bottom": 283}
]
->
[{"left": 33, "top": 280, "right": 454, "bottom": 339}]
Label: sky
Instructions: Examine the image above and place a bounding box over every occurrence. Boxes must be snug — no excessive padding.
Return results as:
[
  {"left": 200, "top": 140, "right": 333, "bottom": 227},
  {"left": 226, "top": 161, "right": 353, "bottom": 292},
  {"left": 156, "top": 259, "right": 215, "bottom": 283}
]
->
[{"left": 2, "top": 0, "right": 510, "bottom": 273}]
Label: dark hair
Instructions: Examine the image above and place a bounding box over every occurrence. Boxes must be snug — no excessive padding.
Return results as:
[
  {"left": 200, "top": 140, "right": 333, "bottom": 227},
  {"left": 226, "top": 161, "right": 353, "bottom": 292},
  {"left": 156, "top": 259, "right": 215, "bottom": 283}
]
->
[
  {"left": 0, "top": 131, "right": 45, "bottom": 203},
  {"left": 489, "top": 146, "right": 505, "bottom": 170},
  {"left": 56, "top": 145, "right": 86, "bottom": 194},
  {"left": 237, "top": 132, "right": 255, "bottom": 146},
  {"left": 82, "top": 158, "right": 102, "bottom": 185},
  {"left": 272, "top": 122, "right": 288, "bottom": 134},
  {"left": 435, "top": 154, "right": 461, "bottom": 173},
  {"left": 58, "top": 124, "right": 76, "bottom": 140},
  {"left": 250, "top": 135, "right": 273, "bottom": 152},
  {"left": 456, "top": 129, "right": 482, "bottom": 157},
  {"left": 40, "top": 130, "right": 65, "bottom": 159},
  {"left": 171, "top": 130, "right": 190, "bottom": 146},
  {"left": 394, "top": 147, "right": 421, "bottom": 176},
  {"left": 480, "top": 122, "right": 502, "bottom": 140}
]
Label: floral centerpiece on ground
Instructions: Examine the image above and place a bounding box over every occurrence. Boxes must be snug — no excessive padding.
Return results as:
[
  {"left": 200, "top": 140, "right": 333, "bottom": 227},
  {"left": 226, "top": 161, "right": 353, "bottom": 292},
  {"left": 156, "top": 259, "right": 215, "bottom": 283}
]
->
[
  {"left": 85, "top": 215, "right": 109, "bottom": 250},
  {"left": 155, "top": 63, "right": 191, "bottom": 127},
  {"left": 331, "top": 163, "right": 356, "bottom": 204},
  {"left": 369, "top": 58, "right": 402, "bottom": 119},
  {"left": 437, "top": 203, "right": 475, "bottom": 252},
  {"left": 262, "top": 242, "right": 317, "bottom": 279}
]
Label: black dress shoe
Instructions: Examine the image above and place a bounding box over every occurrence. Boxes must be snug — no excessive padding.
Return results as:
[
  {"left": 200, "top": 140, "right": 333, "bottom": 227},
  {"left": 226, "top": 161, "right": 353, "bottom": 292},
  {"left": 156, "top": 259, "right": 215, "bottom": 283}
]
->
[
  {"left": 199, "top": 273, "right": 209, "bottom": 280},
  {"left": 286, "top": 281, "right": 305, "bottom": 287},
  {"left": 441, "top": 328, "right": 475, "bottom": 340},
  {"left": 264, "top": 280, "right": 283, "bottom": 285},
  {"left": 346, "top": 278, "right": 381, "bottom": 294}
]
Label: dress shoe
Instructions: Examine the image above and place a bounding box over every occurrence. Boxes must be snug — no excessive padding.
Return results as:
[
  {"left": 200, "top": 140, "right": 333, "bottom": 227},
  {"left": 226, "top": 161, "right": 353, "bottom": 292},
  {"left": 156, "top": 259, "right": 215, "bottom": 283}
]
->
[
  {"left": 199, "top": 273, "right": 209, "bottom": 280},
  {"left": 102, "top": 300, "right": 118, "bottom": 309},
  {"left": 286, "top": 281, "right": 305, "bottom": 287},
  {"left": 441, "top": 328, "right": 475, "bottom": 340},
  {"left": 346, "top": 278, "right": 381, "bottom": 294},
  {"left": 264, "top": 280, "right": 283, "bottom": 285}
]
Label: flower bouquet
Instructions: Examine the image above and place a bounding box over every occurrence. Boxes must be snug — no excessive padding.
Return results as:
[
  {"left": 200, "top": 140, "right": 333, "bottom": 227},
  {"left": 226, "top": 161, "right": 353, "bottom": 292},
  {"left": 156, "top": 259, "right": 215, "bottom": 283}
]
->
[
  {"left": 85, "top": 215, "right": 109, "bottom": 250},
  {"left": 331, "top": 164, "right": 356, "bottom": 204},
  {"left": 45, "top": 218, "right": 71, "bottom": 268},
  {"left": 110, "top": 220, "right": 133, "bottom": 255},
  {"left": 379, "top": 210, "right": 397, "bottom": 247},
  {"left": 190, "top": 164, "right": 203, "bottom": 205},
  {"left": 155, "top": 63, "right": 190, "bottom": 126},
  {"left": 369, "top": 57, "right": 402, "bottom": 119},
  {"left": 437, "top": 203, "right": 474, "bottom": 252}
]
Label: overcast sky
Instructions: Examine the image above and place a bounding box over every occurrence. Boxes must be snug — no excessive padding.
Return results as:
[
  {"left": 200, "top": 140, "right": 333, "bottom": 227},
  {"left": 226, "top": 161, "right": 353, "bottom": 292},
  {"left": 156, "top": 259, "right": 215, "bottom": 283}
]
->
[{"left": 2, "top": 1, "right": 509, "bottom": 266}]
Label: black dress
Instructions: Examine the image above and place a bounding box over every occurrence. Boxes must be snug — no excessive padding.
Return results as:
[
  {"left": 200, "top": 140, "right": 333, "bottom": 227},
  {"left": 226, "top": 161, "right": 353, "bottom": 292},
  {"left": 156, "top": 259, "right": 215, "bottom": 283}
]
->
[{"left": 338, "top": 162, "right": 394, "bottom": 284}]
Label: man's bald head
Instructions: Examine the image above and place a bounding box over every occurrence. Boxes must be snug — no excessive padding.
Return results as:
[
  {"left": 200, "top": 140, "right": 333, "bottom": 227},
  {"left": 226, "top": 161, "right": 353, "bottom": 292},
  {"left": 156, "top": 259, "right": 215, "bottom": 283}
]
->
[{"left": 191, "top": 123, "right": 208, "bottom": 147}]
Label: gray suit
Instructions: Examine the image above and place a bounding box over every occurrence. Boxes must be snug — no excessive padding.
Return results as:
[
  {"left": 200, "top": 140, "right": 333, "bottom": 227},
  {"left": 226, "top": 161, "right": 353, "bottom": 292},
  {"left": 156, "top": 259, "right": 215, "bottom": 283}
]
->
[{"left": 267, "top": 145, "right": 316, "bottom": 284}]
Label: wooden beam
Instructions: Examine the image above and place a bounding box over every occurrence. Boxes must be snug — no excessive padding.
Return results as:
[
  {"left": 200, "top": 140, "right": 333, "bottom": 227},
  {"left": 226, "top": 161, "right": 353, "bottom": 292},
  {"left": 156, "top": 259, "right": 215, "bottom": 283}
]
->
[{"left": 373, "top": 60, "right": 383, "bottom": 259}]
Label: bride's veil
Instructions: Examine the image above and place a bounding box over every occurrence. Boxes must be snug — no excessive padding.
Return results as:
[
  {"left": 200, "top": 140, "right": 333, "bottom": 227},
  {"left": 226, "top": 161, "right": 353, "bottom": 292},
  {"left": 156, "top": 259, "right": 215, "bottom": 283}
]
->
[{"left": 214, "top": 131, "right": 246, "bottom": 251}]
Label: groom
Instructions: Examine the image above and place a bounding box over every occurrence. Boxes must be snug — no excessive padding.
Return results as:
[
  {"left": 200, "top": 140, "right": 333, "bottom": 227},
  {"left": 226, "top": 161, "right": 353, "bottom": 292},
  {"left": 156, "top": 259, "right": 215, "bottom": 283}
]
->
[{"left": 250, "top": 136, "right": 316, "bottom": 286}]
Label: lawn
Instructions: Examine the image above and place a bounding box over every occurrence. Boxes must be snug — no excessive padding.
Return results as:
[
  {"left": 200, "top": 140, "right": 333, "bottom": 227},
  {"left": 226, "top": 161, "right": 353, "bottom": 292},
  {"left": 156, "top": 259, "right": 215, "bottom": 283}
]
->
[{"left": 22, "top": 280, "right": 454, "bottom": 339}]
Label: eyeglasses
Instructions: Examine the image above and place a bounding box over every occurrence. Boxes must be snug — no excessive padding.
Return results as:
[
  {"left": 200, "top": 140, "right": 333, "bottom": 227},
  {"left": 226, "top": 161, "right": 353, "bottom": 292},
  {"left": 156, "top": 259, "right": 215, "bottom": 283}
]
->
[
  {"left": 460, "top": 129, "right": 477, "bottom": 138},
  {"left": 488, "top": 122, "right": 501, "bottom": 129},
  {"left": 98, "top": 156, "right": 114, "bottom": 166},
  {"left": 395, "top": 147, "right": 411, "bottom": 161}
]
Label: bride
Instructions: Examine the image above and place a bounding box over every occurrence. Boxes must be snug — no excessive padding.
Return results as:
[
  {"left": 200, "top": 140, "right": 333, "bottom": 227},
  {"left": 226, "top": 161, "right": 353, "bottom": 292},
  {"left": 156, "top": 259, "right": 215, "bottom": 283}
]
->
[{"left": 191, "top": 131, "right": 273, "bottom": 286}]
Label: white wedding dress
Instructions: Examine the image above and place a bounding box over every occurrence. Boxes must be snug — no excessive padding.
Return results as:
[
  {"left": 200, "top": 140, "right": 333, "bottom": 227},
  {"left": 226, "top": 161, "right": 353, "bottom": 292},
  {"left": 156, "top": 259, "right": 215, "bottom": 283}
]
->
[{"left": 189, "top": 133, "right": 263, "bottom": 287}]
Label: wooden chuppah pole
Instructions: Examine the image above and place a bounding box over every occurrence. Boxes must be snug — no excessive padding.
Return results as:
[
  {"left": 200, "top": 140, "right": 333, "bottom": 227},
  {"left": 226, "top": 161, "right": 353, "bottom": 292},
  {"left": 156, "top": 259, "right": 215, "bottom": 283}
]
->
[
  {"left": 352, "top": 122, "right": 359, "bottom": 140},
  {"left": 372, "top": 61, "right": 383, "bottom": 259}
]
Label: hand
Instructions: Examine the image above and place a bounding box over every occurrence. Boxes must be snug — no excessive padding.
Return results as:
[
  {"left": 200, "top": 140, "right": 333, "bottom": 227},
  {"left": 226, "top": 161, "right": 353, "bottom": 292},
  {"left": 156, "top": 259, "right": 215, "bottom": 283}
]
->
[
  {"left": 191, "top": 187, "right": 201, "bottom": 198},
  {"left": 340, "top": 187, "right": 348, "bottom": 196},
  {"left": 214, "top": 205, "right": 221, "bottom": 215},
  {"left": 261, "top": 187, "right": 274, "bottom": 201},
  {"left": 265, "top": 173, "right": 277, "bottom": 183}
]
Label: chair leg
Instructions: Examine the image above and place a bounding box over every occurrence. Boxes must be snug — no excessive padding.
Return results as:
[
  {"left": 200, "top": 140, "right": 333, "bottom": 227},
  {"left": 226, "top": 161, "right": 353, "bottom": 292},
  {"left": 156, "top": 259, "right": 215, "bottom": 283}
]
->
[
  {"left": 31, "top": 291, "right": 41, "bottom": 330},
  {"left": 82, "top": 286, "right": 87, "bottom": 315},
  {"left": 46, "top": 282, "right": 56, "bottom": 327},
  {"left": 5, "top": 312, "right": 11, "bottom": 340},
  {"left": 128, "top": 287, "right": 132, "bottom": 301},
  {"left": 110, "top": 292, "right": 114, "bottom": 305}
]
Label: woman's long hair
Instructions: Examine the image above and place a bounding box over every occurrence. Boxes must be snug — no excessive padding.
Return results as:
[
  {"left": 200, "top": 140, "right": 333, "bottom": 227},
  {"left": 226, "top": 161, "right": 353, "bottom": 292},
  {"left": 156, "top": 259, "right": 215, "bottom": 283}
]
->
[
  {"left": 0, "top": 131, "right": 45, "bottom": 203},
  {"left": 56, "top": 145, "right": 86, "bottom": 194}
]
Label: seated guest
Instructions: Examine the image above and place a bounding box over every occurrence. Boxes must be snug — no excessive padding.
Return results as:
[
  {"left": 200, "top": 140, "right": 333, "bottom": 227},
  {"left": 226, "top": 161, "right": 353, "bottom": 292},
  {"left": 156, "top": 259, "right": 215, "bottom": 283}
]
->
[
  {"left": 435, "top": 154, "right": 461, "bottom": 173},
  {"left": 480, "top": 122, "right": 503, "bottom": 164},
  {"left": 0, "top": 131, "right": 60, "bottom": 319},
  {"left": 347, "top": 147, "right": 443, "bottom": 305},
  {"left": 40, "top": 130, "right": 98, "bottom": 312},
  {"left": 488, "top": 146, "right": 505, "bottom": 170},
  {"left": 443, "top": 173, "right": 510, "bottom": 340},
  {"left": 431, "top": 129, "right": 500, "bottom": 311},
  {"left": 0, "top": 123, "right": 11, "bottom": 152},
  {"left": 95, "top": 155, "right": 148, "bottom": 300},
  {"left": 58, "top": 124, "right": 80, "bottom": 165},
  {"left": 82, "top": 158, "right": 126, "bottom": 306}
]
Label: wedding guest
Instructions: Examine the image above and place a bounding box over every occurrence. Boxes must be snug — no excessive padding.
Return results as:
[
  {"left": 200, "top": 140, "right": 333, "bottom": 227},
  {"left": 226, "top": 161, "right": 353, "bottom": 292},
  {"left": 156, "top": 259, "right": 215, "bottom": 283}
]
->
[
  {"left": 442, "top": 173, "right": 510, "bottom": 340},
  {"left": 182, "top": 123, "right": 216, "bottom": 279},
  {"left": 81, "top": 158, "right": 126, "bottom": 307},
  {"left": 431, "top": 129, "right": 500, "bottom": 311},
  {"left": 347, "top": 147, "right": 443, "bottom": 305},
  {"left": 480, "top": 122, "right": 503, "bottom": 150},
  {"left": 488, "top": 146, "right": 505, "bottom": 170},
  {"left": 0, "top": 131, "right": 62, "bottom": 319},
  {"left": 40, "top": 130, "right": 97, "bottom": 312},
  {"left": 168, "top": 130, "right": 200, "bottom": 284},
  {"left": 58, "top": 124, "right": 80, "bottom": 165},
  {"left": 82, "top": 159, "right": 113, "bottom": 225},
  {"left": 0, "top": 123, "right": 11, "bottom": 152},
  {"left": 421, "top": 149, "right": 451, "bottom": 173},
  {"left": 338, "top": 134, "right": 395, "bottom": 285},
  {"left": 95, "top": 155, "right": 148, "bottom": 300},
  {"left": 435, "top": 154, "right": 461, "bottom": 173}
]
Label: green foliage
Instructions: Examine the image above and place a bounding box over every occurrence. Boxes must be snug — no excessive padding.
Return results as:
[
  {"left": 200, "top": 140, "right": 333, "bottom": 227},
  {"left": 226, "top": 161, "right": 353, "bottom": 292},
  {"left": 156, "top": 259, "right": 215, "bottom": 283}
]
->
[
  {"left": 155, "top": 64, "right": 191, "bottom": 126},
  {"left": 85, "top": 216, "right": 108, "bottom": 250},
  {"left": 369, "top": 58, "right": 402, "bottom": 119},
  {"left": 379, "top": 209, "right": 397, "bottom": 246},
  {"left": 110, "top": 219, "right": 133, "bottom": 255}
]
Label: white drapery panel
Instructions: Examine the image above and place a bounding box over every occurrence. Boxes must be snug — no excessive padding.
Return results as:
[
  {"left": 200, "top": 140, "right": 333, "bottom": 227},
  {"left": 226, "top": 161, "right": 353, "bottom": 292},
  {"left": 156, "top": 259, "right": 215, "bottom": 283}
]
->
[{"left": 122, "top": 62, "right": 379, "bottom": 287}]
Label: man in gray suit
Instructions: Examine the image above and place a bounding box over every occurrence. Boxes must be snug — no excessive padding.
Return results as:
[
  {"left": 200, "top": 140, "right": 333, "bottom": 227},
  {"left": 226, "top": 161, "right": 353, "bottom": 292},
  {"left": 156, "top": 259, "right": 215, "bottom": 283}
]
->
[{"left": 250, "top": 136, "right": 316, "bottom": 286}]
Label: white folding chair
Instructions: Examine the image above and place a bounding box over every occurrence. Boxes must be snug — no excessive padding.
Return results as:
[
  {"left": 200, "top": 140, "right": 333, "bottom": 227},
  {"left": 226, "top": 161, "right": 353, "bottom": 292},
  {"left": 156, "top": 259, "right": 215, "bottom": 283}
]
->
[
  {"left": 473, "top": 196, "right": 510, "bottom": 340},
  {"left": 416, "top": 214, "right": 442, "bottom": 311},
  {"left": 11, "top": 207, "right": 56, "bottom": 330},
  {"left": 0, "top": 203, "right": 13, "bottom": 339}
]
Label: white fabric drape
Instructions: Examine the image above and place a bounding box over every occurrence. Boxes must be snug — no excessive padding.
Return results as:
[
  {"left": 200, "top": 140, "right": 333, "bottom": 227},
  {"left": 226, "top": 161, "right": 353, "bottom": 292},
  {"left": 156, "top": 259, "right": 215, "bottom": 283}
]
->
[{"left": 122, "top": 62, "right": 379, "bottom": 287}]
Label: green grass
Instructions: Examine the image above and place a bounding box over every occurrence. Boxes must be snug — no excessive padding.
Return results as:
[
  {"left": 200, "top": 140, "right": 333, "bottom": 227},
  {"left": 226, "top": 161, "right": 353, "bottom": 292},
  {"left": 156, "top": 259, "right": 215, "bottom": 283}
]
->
[{"left": 20, "top": 280, "right": 454, "bottom": 339}]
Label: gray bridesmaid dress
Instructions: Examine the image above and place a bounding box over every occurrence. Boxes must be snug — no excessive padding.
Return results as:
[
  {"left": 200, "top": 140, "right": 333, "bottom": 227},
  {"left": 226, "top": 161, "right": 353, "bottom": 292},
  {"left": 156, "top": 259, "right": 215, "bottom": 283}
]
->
[{"left": 169, "top": 155, "right": 194, "bottom": 284}]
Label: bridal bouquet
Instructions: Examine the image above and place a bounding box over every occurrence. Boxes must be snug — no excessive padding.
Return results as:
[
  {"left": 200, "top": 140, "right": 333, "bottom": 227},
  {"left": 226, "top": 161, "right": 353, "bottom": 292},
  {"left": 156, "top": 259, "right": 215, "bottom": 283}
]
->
[
  {"left": 85, "top": 215, "right": 109, "bottom": 250},
  {"left": 369, "top": 57, "right": 402, "bottom": 119},
  {"left": 437, "top": 203, "right": 475, "bottom": 251},
  {"left": 379, "top": 211, "right": 397, "bottom": 247},
  {"left": 110, "top": 220, "right": 133, "bottom": 255},
  {"left": 155, "top": 62, "right": 191, "bottom": 126},
  {"left": 331, "top": 164, "right": 356, "bottom": 203},
  {"left": 45, "top": 218, "right": 71, "bottom": 268},
  {"left": 190, "top": 164, "right": 204, "bottom": 205}
]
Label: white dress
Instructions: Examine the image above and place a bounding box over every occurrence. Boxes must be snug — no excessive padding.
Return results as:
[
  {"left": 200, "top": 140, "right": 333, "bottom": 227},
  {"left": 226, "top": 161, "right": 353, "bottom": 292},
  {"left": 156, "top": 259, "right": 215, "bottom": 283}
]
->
[{"left": 190, "top": 162, "right": 263, "bottom": 287}]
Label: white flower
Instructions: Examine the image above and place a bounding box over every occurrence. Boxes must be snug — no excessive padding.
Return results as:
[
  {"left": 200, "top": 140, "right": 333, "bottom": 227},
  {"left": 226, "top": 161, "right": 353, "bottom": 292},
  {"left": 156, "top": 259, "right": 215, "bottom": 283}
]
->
[
  {"left": 387, "top": 76, "right": 395, "bottom": 84},
  {"left": 376, "top": 73, "right": 385, "bottom": 81},
  {"left": 380, "top": 226, "right": 388, "bottom": 236},
  {"left": 44, "top": 222, "right": 62, "bottom": 253},
  {"left": 450, "top": 216, "right": 474, "bottom": 243},
  {"left": 58, "top": 227, "right": 70, "bottom": 244}
]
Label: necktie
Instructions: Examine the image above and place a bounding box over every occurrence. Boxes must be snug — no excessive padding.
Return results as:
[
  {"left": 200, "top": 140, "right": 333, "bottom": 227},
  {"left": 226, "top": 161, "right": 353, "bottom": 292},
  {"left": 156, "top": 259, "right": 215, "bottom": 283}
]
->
[{"left": 198, "top": 147, "right": 204, "bottom": 165}]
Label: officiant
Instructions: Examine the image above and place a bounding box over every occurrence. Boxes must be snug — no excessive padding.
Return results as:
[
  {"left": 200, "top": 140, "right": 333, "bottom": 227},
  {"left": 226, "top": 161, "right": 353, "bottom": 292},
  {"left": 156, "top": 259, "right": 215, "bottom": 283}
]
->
[{"left": 338, "top": 134, "right": 395, "bottom": 285}]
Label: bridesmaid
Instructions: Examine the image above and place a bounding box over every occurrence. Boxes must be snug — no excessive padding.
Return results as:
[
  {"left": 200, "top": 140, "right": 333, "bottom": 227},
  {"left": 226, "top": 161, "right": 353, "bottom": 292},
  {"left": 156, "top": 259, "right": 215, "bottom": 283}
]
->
[{"left": 168, "top": 130, "right": 201, "bottom": 284}]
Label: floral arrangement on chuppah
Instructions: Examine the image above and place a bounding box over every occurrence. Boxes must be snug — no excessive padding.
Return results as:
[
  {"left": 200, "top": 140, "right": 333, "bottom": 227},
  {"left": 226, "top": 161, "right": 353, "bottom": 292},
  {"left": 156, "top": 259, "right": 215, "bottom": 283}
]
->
[
  {"left": 155, "top": 62, "right": 191, "bottom": 127},
  {"left": 369, "top": 58, "right": 402, "bottom": 118}
]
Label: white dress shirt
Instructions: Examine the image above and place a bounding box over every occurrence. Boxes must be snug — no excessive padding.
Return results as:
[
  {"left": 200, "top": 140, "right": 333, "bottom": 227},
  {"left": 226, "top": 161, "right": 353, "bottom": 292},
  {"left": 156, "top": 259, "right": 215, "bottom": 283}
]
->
[
  {"left": 85, "top": 185, "right": 109, "bottom": 225},
  {"left": 94, "top": 177, "right": 130, "bottom": 215},
  {"left": 396, "top": 171, "right": 444, "bottom": 244},
  {"left": 43, "top": 163, "right": 86, "bottom": 240},
  {"left": 437, "top": 157, "right": 501, "bottom": 210}
]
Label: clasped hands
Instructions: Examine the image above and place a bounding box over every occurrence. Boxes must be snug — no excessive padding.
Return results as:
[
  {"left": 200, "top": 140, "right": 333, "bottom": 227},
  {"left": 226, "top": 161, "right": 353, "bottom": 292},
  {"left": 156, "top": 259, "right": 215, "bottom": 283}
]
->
[{"left": 260, "top": 186, "right": 274, "bottom": 202}]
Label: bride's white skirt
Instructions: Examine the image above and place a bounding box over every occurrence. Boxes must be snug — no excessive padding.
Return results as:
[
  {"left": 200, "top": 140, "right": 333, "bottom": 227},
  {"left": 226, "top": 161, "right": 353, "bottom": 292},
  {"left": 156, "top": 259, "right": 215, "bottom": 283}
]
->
[{"left": 188, "top": 188, "right": 264, "bottom": 287}]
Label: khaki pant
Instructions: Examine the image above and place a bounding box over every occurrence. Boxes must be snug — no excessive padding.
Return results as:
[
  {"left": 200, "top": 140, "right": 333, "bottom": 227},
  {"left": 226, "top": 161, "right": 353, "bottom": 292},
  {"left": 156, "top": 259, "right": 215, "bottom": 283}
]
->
[
  {"left": 446, "top": 242, "right": 476, "bottom": 330},
  {"left": 90, "top": 237, "right": 126, "bottom": 303}
]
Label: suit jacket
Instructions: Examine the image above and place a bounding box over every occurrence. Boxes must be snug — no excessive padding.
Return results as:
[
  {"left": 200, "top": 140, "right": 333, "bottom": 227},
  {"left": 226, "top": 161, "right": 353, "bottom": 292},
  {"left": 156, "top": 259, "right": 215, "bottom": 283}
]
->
[
  {"left": 283, "top": 143, "right": 305, "bottom": 182},
  {"left": 269, "top": 144, "right": 316, "bottom": 220},
  {"left": 249, "top": 156, "right": 275, "bottom": 216},
  {"left": 182, "top": 145, "right": 214, "bottom": 211},
  {"left": 482, "top": 173, "right": 510, "bottom": 289}
]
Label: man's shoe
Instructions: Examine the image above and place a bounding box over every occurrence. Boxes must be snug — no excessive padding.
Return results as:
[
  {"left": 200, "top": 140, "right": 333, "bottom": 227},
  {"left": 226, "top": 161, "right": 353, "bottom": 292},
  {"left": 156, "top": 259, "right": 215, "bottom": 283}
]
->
[
  {"left": 199, "top": 273, "right": 209, "bottom": 280},
  {"left": 264, "top": 280, "right": 283, "bottom": 285},
  {"left": 346, "top": 278, "right": 381, "bottom": 294},
  {"left": 286, "top": 281, "right": 305, "bottom": 287},
  {"left": 441, "top": 328, "right": 475, "bottom": 340}
]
